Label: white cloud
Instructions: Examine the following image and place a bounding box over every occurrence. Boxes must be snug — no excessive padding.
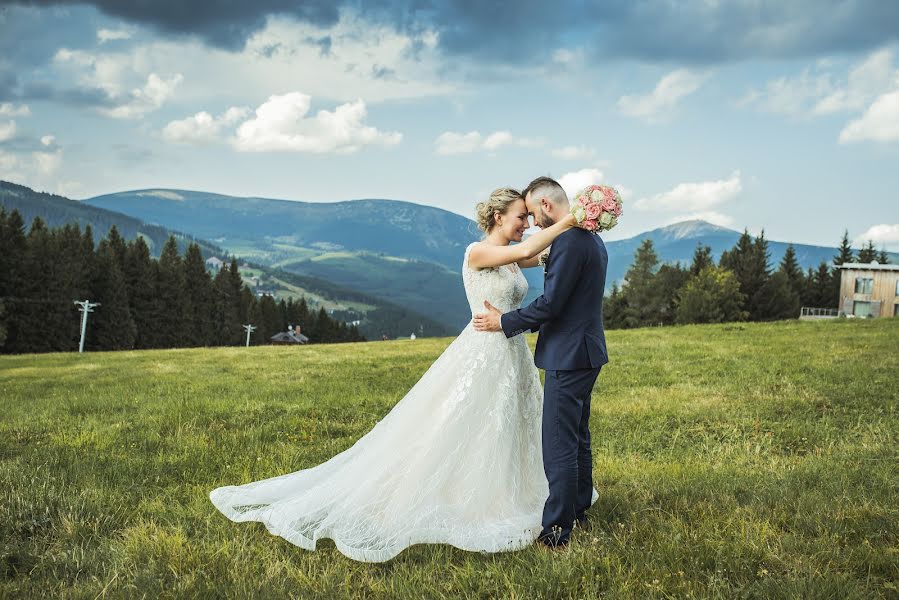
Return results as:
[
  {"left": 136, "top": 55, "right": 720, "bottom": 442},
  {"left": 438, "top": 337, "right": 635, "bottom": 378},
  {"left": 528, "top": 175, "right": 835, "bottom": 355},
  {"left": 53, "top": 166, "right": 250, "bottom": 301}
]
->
[
  {"left": 741, "top": 70, "right": 833, "bottom": 116},
  {"left": 97, "top": 28, "right": 133, "bottom": 43},
  {"left": 163, "top": 107, "right": 249, "bottom": 144},
  {"left": 435, "top": 131, "right": 482, "bottom": 155},
  {"left": 0, "top": 103, "right": 30, "bottom": 117},
  {"left": 839, "top": 89, "right": 899, "bottom": 143},
  {"left": 558, "top": 168, "right": 604, "bottom": 199},
  {"left": 741, "top": 48, "right": 899, "bottom": 121},
  {"left": 634, "top": 171, "right": 742, "bottom": 212},
  {"left": 0, "top": 120, "right": 16, "bottom": 143},
  {"left": 104, "top": 73, "right": 183, "bottom": 119},
  {"left": 434, "top": 130, "right": 543, "bottom": 155},
  {"left": 855, "top": 224, "right": 899, "bottom": 249},
  {"left": 233, "top": 92, "right": 401, "bottom": 153},
  {"left": 32, "top": 150, "right": 62, "bottom": 175},
  {"left": 618, "top": 69, "right": 710, "bottom": 121},
  {"left": 814, "top": 49, "right": 898, "bottom": 114},
  {"left": 54, "top": 48, "right": 183, "bottom": 119},
  {"left": 551, "top": 145, "right": 596, "bottom": 160},
  {"left": 40, "top": 135, "right": 55, "bottom": 147}
]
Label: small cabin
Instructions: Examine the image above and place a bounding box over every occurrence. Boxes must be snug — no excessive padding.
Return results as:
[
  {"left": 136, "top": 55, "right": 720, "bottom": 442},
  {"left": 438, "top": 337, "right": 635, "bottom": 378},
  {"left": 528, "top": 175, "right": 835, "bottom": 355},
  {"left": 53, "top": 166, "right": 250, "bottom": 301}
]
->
[
  {"left": 836, "top": 262, "right": 899, "bottom": 318},
  {"left": 270, "top": 325, "right": 309, "bottom": 345}
]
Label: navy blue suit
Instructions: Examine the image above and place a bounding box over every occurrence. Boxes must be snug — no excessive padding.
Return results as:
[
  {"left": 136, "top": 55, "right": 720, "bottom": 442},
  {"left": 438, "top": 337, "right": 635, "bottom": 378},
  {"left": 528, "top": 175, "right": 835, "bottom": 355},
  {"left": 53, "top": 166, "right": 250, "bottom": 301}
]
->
[{"left": 501, "top": 228, "right": 608, "bottom": 545}]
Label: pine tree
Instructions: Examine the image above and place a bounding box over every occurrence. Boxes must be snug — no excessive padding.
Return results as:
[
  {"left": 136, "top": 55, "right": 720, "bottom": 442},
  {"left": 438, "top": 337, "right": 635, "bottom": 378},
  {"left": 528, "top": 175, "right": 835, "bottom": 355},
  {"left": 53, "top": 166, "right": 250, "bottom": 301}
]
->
[
  {"left": 259, "top": 294, "right": 281, "bottom": 342},
  {"left": 183, "top": 243, "right": 216, "bottom": 346},
  {"left": 213, "top": 266, "right": 241, "bottom": 345},
  {"left": 653, "top": 263, "right": 690, "bottom": 325},
  {"left": 755, "top": 271, "right": 801, "bottom": 321},
  {"left": 52, "top": 224, "right": 91, "bottom": 350},
  {"left": 105, "top": 225, "right": 128, "bottom": 271},
  {"left": 88, "top": 241, "right": 137, "bottom": 350},
  {"left": 155, "top": 236, "right": 189, "bottom": 348},
  {"left": 621, "top": 239, "right": 661, "bottom": 327},
  {"left": 813, "top": 261, "right": 837, "bottom": 308},
  {"left": 778, "top": 244, "right": 805, "bottom": 302},
  {"left": 857, "top": 240, "right": 877, "bottom": 263},
  {"left": 689, "top": 243, "right": 713, "bottom": 276},
  {"left": 124, "top": 237, "right": 159, "bottom": 349},
  {"left": 876, "top": 248, "right": 889, "bottom": 264},
  {"left": 603, "top": 282, "right": 627, "bottom": 330},
  {"left": 834, "top": 230, "right": 854, "bottom": 265},
  {"left": 14, "top": 218, "right": 56, "bottom": 353},
  {"left": 675, "top": 266, "right": 747, "bottom": 324},
  {"left": 0, "top": 209, "right": 27, "bottom": 352},
  {"left": 0, "top": 300, "right": 6, "bottom": 348}
]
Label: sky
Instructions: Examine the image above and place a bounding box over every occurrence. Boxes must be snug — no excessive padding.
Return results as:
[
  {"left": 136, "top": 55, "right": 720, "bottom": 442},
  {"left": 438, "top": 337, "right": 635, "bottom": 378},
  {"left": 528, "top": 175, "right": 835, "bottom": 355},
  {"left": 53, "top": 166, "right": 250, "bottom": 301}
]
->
[{"left": 1, "top": 1, "right": 898, "bottom": 249}]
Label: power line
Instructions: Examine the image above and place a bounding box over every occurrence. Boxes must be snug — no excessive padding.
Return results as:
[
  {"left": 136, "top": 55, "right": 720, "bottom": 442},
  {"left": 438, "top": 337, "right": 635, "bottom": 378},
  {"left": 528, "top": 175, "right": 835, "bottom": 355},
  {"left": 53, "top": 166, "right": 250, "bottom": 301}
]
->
[
  {"left": 73, "top": 300, "right": 100, "bottom": 353},
  {"left": 242, "top": 323, "right": 256, "bottom": 347}
]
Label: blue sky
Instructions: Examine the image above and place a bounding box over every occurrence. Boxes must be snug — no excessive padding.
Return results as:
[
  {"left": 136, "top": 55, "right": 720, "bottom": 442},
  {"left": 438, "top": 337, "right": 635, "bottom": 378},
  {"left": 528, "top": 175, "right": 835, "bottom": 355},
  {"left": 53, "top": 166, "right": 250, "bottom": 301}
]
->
[{"left": 1, "top": 1, "right": 898, "bottom": 249}]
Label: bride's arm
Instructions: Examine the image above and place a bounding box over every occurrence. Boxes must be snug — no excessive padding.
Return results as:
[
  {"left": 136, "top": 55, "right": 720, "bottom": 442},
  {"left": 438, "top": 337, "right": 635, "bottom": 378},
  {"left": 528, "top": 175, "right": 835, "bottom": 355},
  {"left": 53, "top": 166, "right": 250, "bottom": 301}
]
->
[
  {"left": 517, "top": 251, "right": 547, "bottom": 269},
  {"left": 469, "top": 214, "right": 576, "bottom": 270}
]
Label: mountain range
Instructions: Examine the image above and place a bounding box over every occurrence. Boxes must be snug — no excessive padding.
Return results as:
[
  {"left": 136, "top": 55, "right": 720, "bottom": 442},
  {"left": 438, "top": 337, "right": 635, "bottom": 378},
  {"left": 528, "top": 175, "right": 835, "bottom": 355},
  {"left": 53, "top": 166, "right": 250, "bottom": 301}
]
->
[{"left": 4, "top": 180, "right": 891, "bottom": 335}]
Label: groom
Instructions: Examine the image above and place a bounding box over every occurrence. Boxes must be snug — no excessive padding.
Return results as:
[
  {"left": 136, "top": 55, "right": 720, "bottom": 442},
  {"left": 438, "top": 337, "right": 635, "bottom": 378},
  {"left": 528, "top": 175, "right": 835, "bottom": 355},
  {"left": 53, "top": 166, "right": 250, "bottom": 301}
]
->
[{"left": 473, "top": 176, "right": 608, "bottom": 548}]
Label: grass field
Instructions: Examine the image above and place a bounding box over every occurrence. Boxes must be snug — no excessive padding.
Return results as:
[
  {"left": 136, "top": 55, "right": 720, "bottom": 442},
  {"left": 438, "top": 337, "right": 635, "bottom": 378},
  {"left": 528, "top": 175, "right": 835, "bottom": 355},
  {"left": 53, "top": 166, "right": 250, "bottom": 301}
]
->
[{"left": 1, "top": 319, "right": 897, "bottom": 599}]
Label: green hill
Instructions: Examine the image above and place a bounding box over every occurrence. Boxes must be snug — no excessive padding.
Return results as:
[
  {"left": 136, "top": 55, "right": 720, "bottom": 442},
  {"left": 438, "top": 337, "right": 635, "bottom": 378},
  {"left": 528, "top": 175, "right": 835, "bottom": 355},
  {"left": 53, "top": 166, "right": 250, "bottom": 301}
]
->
[
  {"left": 0, "top": 180, "right": 453, "bottom": 339},
  {"left": 1, "top": 319, "right": 896, "bottom": 597}
]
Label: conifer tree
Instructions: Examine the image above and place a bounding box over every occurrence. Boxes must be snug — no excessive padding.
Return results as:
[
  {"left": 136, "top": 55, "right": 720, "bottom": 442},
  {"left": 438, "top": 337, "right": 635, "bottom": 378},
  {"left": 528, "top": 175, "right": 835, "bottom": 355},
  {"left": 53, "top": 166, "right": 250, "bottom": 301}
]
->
[
  {"left": 755, "top": 271, "right": 801, "bottom": 321},
  {"left": 621, "top": 239, "right": 661, "bottom": 327},
  {"left": 857, "top": 240, "right": 877, "bottom": 263},
  {"left": 778, "top": 244, "right": 805, "bottom": 302},
  {"left": 876, "top": 248, "right": 889, "bottom": 264},
  {"left": 183, "top": 243, "right": 216, "bottom": 346},
  {"left": 0, "top": 209, "right": 27, "bottom": 351},
  {"left": 124, "top": 236, "right": 158, "bottom": 348},
  {"left": 155, "top": 236, "right": 189, "bottom": 348},
  {"left": 689, "top": 243, "right": 713, "bottom": 276},
  {"left": 88, "top": 241, "right": 137, "bottom": 350},
  {"left": 814, "top": 261, "right": 837, "bottom": 308},
  {"left": 834, "top": 230, "right": 854, "bottom": 265},
  {"left": 603, "top": 282, "right": 627, "bottom": 330},
  {"left": 213, "top": 266, "right": 241, "bottom": 345}
]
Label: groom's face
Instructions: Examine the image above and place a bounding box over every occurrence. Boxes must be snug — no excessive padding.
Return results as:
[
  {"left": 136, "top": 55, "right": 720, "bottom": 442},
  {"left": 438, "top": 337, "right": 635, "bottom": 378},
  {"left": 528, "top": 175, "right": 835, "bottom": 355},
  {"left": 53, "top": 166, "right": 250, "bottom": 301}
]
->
[{"left": 525, "top": 192, "right": 554, "bottom": 229}]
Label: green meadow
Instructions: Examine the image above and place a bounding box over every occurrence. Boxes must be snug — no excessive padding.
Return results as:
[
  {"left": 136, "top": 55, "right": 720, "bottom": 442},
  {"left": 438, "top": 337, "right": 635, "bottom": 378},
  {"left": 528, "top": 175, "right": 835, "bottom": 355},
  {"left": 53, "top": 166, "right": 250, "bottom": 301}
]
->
[{"left": 1, "top": 319, "right": 897, "bottom": 598}]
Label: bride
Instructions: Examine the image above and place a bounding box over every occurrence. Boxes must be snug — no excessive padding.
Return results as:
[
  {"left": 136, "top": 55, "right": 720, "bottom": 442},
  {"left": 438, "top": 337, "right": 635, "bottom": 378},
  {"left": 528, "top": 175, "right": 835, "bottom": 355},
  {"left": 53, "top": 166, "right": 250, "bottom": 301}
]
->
[{"left": 209, "top": 187, "right": 588, "bottom": 562}]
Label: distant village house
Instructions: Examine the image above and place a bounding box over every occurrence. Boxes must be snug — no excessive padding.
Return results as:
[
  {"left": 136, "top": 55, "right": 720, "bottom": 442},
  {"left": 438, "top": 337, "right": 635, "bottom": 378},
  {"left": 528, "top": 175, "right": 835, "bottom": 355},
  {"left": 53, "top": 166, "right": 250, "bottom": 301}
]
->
[
  {"left": 205, "top": 256, "right": 224, "bottom": 271},
  {"left": 837, "top": 262, "right": 899, "bottom": 318},
  {"left": 270, "top": 325, "right": 309, "bottom": 345}
]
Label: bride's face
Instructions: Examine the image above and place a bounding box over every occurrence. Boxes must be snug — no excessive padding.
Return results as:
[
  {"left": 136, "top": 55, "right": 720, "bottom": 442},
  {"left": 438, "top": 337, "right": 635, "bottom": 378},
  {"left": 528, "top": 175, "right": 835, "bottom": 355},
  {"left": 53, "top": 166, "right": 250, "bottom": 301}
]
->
[{"left": 496, "top": 199, "right": 529, "bottom": 243}]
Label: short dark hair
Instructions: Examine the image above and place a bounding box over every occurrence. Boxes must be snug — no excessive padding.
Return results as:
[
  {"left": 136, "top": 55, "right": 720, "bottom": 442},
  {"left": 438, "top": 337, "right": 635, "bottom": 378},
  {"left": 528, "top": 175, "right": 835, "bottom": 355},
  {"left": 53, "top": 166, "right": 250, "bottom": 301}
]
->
[{"left": 522, "top": 176, "right": 568, "bottom": 206}]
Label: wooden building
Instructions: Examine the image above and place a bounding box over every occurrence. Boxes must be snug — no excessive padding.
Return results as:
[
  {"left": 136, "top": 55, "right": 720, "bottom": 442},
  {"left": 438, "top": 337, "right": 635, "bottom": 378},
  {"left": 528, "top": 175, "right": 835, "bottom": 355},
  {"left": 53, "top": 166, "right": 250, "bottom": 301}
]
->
[{"left": 836, "top": 262, "right": 899, "bottom": 318}]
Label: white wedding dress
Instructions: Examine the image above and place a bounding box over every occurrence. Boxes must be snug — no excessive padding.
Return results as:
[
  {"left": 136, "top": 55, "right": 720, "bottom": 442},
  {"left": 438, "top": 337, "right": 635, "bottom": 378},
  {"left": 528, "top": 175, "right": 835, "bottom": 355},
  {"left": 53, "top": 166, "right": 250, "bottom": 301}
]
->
[{"left": 210, "top": 243, "right": 582, "bottom": 562}]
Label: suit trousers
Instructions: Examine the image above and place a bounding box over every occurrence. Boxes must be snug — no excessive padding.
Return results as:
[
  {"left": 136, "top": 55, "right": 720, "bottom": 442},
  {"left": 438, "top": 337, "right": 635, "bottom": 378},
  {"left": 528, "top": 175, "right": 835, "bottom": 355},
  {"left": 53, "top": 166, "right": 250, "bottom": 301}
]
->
[{"left": 539, "top": 366, "right": 601, "bottom": 545}]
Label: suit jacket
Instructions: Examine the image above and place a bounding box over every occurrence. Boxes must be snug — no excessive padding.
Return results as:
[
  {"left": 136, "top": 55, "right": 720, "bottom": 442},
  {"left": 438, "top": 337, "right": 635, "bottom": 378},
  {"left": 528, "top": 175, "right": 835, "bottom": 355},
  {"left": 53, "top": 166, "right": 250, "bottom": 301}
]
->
[{"left": 501, "top": 228, "right": 608, "bottom": 370}]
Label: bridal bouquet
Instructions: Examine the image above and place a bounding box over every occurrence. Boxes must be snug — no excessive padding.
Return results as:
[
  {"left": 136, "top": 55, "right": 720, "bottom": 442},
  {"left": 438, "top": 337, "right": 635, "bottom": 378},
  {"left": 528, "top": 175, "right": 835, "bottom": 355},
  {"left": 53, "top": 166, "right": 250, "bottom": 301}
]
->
[{"left": 571, "top": 185, "right": 622, "bottom": 232}]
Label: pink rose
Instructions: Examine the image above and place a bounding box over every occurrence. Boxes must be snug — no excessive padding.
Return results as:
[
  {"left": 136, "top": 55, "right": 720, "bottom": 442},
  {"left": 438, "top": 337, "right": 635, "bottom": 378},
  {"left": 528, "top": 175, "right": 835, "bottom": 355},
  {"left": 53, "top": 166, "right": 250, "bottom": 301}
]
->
[
  {"left": 584, "top": 202, "right": 602, "bottom": 219},
  {"left": 600, "top": 198, "right": 618, "bottom": 214},
  {"left": 613, "top": 203, "right": 623, "bottom": 217},
  {"left": 602, "top": 187, "right": 616, "bottom": 202},
  {"left": 582, "top": 218, "right": 598, "bottom": 231}
]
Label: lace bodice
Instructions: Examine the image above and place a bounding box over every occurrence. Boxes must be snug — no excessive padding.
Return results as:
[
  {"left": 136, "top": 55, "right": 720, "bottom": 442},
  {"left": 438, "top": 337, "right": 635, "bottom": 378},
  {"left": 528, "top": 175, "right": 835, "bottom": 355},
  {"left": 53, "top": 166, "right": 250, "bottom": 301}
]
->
[{"left": 462, "top": 243, "right": 529, "bottom": 315}]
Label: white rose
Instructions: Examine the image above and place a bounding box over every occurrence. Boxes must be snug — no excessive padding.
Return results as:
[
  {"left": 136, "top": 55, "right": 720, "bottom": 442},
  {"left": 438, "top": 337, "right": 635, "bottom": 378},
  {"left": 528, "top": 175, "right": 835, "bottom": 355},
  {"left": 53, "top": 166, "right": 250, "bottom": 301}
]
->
[
  {"left": 607, "top": 215, "right": 618, "bottom": 229},
  {"left": 590, "top": 190, "right": 603, "bottom": 203},
  {"left": 599, "top": 211, "right": 613, "bottom": 226},
  {"left": 573, "top": 206, "right": 587, "bottom": 222}
]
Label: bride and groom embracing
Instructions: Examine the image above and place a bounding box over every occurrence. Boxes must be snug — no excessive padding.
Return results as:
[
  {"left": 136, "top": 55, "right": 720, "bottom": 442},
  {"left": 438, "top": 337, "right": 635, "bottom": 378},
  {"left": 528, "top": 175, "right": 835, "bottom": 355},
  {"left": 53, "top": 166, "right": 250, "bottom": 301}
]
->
[{"left": 210, "top": 176, "right": 610, "bottom": 562}]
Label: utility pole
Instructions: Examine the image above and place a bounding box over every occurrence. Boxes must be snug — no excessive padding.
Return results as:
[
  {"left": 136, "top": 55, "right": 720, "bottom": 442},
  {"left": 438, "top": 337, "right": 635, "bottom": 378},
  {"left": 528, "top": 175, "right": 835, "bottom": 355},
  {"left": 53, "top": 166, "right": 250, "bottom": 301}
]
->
[
  {"left": 242, "top": 324, "right": 257, "bottom": 347},
  {"left": 73, "top": 300, "right": 100, "bottom": 353}
]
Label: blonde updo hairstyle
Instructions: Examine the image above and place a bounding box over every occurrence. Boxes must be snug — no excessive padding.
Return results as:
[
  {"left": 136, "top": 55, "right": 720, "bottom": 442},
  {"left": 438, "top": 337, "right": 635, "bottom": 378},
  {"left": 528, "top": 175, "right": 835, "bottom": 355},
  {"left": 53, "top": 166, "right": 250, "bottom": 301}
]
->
[{"left": 475, "top": 187, "right": 523, "bottom": 233}]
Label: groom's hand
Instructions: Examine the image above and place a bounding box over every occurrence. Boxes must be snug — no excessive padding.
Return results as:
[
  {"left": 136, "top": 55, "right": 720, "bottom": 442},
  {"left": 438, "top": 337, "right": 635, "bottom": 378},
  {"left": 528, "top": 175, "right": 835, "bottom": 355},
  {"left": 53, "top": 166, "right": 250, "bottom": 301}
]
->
[{"left": 473, "top": 301, "right": 502, "bottom": 332}]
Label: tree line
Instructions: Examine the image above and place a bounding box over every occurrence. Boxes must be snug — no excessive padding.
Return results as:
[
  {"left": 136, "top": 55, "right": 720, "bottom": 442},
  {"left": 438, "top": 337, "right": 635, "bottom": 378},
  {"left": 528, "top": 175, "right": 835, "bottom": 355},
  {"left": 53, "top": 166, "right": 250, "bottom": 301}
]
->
[
  {"left": 604, "top": 230, "right": 889, "bottom": 329},
  {"left": 0, "top": 208, "right": 363, "bottom": 354}
]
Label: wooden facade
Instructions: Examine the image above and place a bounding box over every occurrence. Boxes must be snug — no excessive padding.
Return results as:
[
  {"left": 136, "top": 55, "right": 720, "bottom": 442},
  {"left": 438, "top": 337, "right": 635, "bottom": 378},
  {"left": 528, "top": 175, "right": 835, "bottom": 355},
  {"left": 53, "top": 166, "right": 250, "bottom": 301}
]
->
[{"left": 837, "top": 263, "right": 899, "bottom": 318}]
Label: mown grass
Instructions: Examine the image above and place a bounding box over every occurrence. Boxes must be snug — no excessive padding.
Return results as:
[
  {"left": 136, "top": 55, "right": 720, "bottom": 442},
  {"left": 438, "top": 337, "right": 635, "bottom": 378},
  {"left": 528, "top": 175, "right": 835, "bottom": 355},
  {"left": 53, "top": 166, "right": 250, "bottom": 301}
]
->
[{"left": 1, "top": 319, "right": 897, "bottom": 599}]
